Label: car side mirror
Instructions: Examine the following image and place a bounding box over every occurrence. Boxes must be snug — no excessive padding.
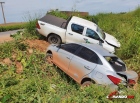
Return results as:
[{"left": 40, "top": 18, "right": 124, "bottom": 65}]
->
[
  {"left": 99, "top": 39, "right": 104, "bottom": 43},
  {"left": 57, "top": 44, "right": 61, "bottom": 48}
]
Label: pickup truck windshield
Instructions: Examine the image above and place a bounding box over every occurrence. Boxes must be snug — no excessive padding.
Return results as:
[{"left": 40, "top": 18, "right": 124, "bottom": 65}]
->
[{"left": 97, "top": 27, "right": 105, "bottom": 40}]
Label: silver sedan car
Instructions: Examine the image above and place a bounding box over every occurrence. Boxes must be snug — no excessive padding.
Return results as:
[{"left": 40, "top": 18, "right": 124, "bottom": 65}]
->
[{"left": 46, "top": 43, "right": 138, "bottom": 90}]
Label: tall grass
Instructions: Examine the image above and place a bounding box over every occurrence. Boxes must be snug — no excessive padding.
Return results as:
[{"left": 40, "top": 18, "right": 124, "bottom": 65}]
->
[
  {"left": 22, "top": 13, "right": 44, "bottom": 39},
  {"left": 47, "top": 10, "right": 68, "bottom": 19},
  {"left": 94, "top": 8, "right": 140, "bottom": 72}
]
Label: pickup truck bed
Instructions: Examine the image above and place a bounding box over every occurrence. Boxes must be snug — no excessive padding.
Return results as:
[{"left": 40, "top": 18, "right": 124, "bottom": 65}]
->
[{"left": 39, "top": 14, "right": 67, "bottom": 29}]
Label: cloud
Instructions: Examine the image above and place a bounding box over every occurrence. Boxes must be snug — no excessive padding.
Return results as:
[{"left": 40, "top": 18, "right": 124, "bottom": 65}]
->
[
  {"left": 0, "top": 0, "right": 140, "bottom": 23},
  {"left": 77, "top": 0, "right": 140, "bottom": 14}
]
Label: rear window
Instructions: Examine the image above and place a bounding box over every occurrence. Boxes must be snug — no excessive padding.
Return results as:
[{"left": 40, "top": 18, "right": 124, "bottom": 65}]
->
[
  {"left": 61, "top": 43, "right": 81, "bottom": 54},
  {"left": 104, "top": 56, "right": 126, "bottom": 72}
]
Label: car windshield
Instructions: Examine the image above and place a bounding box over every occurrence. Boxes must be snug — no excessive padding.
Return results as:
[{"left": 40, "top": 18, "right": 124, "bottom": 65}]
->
[
  {"left": 96, "top": 27, "right": 105, "bottom": 39},
  {"left": 104, "top": 56, "right": 126, "bottom": 72}
]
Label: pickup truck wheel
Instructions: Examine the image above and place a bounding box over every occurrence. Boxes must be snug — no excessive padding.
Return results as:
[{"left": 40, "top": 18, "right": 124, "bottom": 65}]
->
[
  {"left": 47, "top": 35, "right": 61, "bottom": 44},
  {"left": 45, "top": 54, "right": 53, "bottom": 65},
  {"left": 82, "top": 81, "right": 92, "bottom": 87}
]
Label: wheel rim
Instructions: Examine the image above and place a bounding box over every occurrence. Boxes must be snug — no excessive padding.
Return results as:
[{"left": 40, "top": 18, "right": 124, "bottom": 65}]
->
[
  {"left": 51, "top": 37, "right": 58, "bottom": 44},
  {"left": 46, "top": 55, "right": 53, "bottom": 64},
  {"left": 82, "top": 81, "right": 91, "bottom": 87}
]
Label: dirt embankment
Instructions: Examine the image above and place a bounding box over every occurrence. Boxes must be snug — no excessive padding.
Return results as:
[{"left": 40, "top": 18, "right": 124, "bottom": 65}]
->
[
  {"left": 1, "top": 38, "right": 50, "bottom": 74},
  {"left": 0, "top": 34, "right": 49, "bottom": 52},
  {"left": 26, "top": 39, "right": 50, "bottom": 52}
]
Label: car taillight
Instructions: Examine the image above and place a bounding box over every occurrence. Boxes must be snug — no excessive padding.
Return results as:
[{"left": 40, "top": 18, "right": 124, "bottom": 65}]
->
[
  {"left": 36, "top": 22, "right": 40, "bottom": 29},
  {"left": 107, "top": 75, "right": 121, "bottom": 85},
  {"left": 128, "top": 79, "right": 136, "bottom": 85}
]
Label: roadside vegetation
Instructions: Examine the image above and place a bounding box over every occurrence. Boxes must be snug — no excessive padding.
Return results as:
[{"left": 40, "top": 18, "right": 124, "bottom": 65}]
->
[
  {"left": 0, "top": 8, "right": 140, "bottom": 103},
  {"left": 0, "top": 22, "right": 27, "bottom": 32}
]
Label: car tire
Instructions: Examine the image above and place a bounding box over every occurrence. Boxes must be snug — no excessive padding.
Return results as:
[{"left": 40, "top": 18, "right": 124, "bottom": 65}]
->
[
  {"left": 47, "top": 34, "right": 62, "bottom": 44},
  {"left": 81, "top": 81, "right": 92, "bottom": 87},
  {"left": 45, "top": 54, "right": 53, "bottom": 65}
]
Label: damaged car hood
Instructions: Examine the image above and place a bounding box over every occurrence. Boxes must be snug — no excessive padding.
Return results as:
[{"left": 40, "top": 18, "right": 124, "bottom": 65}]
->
[{"left": 105, "top": 33, "right": 121, "bottom": 48}]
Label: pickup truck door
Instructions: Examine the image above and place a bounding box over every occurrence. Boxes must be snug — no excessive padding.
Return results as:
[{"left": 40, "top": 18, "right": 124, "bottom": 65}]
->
[
  {"left": 83, "top": 28, "right": 101, "bottom": 45},
  {"left": 65, "top": 23, "right": 86, "bottom": 43}
]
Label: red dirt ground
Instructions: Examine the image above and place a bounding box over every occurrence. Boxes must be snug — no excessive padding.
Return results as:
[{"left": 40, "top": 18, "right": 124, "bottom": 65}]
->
[
  {"left": 0, "top": 38, "right": 50, "bottom": 74},
  {"left": 0, "top": 36, "right": 13, "bottom": 43},
  {"left": 26, "top": 39, "right": 50, "bottom": 52}
]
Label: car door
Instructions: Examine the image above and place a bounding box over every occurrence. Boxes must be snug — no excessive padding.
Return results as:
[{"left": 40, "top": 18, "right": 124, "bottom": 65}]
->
[
  {"left": 68, "top": 47, "right": 98, "bottom": 83},
  {"left": 83, "top": 28, "right": 101, "bottom": 45},
  {"left": 53, "top": 43, "right": 81, "bottom": 73},
  {"left": 65, "top": 23, "right": 86, "bottom": 43}
]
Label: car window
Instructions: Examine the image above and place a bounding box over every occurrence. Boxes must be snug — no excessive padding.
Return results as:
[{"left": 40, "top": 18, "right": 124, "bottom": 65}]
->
[
  {"left": 90, "top": 54, "right": 102, "bottom": 64},
  {"left": 76, "top": 47, "right": 102, "bottom": 64},
  {"left": 76, "top": 47, "right": 93, "bottom": 60},
  {"left": 104, "top": 56, "right": 126, "bottom": 72},
  {"left": 61, "top": 43, "right": 81, "bottom": 54},
  {"left": 96, "top": 26, "right": 105, "bottom": 39},
  {"left": 86, "top": 28, "right": 100, "bottom": 40},
  {"left": 71, "top": 24, "right": 84, "bottom": 34},
  {"left": 77, "top": 47, "right": 93, "bottom": 60}
]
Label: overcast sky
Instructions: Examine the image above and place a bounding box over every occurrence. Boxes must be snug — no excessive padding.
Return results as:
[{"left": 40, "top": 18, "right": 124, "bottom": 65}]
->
[{"left": 0, "top": 0, "right": 140, "bottom": 23}]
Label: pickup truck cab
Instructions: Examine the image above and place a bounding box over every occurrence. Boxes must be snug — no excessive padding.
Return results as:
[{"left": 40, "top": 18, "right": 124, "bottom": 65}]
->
[{"left": 36, "top": 14, "right": 120, "bottom": 53}]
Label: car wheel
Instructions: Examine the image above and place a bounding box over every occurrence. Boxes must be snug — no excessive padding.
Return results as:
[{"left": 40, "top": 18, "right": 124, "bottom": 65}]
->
[
  {"left": 47, "top": 34, "right": 61, "bottom": 44},
  {"left": 82, "top": 81, "right": 92, "bottom": 87},
  {"left": 45, "top": 54, "right": 53, "bottom": 65}
]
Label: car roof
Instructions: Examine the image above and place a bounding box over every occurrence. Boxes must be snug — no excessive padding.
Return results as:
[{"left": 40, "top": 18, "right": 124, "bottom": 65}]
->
[
  {"left": 78, "top": 43, "right": 116, "bottom": 57},
  {"left": 71, "top": 16, "right": 97, "bottom": 30}
]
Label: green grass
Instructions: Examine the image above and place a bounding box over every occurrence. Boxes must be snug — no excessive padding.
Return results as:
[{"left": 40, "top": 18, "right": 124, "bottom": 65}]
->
[
  {"left": 0, "top": 23, "right": 27, "bottom": 32},
  {"left": 0, "top": 8, "right": 140, "bottom": 102},
  {"left": 94, "top": 8, "right": 140, "bottom": 73},
  {"left": 0, "top": 40, "right": 139, "bottom": 103},
  {"left": 0, "top": 40, "right": 109, "bottom": 103}
]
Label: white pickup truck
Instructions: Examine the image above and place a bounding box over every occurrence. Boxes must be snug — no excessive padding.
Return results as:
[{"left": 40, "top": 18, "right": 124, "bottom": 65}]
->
[{"left": 36, "top": 14, "right": 120, "bottom": 53}]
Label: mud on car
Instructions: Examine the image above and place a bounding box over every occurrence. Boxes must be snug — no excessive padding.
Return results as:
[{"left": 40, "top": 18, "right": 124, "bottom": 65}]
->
[{"left": 45, "top": 43, "right": 138, "bottom": 90}]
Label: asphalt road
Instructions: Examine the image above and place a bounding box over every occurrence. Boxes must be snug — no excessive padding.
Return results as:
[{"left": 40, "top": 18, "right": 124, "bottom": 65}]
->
[
  {"left": 0, "top": 29, "right": 24, "bottom": 43},
  {"left": 0, "top": 29, "right": 24, "bottom": 37}
]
